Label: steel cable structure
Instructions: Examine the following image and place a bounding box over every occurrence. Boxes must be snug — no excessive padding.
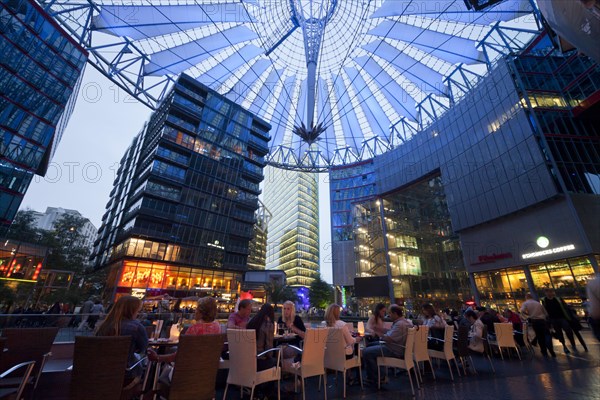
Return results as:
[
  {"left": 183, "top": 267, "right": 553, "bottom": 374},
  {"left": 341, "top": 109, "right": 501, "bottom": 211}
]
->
[{"left": 40, "top": 0, "right": 542, "bottom": 170}]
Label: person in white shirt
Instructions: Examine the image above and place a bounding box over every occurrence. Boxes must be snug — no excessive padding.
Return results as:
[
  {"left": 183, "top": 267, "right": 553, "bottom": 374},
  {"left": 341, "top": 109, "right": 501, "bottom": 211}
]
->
[
  {"left": 520, "top": 293, "right": 555, "bottom": 357},
  {"left": 324, "top": 304, "right": 361, "bottom": 357},
  {"left": 464, "top": 310, "right": 484, "bottom": 353}
]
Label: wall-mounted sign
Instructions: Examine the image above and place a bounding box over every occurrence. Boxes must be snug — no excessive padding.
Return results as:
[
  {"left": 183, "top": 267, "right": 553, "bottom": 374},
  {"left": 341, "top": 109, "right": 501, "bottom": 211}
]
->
[
  {"left": 522, "top": 244, "right": 575, "bottom": 259},
  {"left": 471, "top": 252, "right": 513, "bottom": 265},
  {"left": 131, "top": 288, "right": 146, "bottom": 299},
  {"left": 536, "top": 236, "right": 550, "bottom": 248}
]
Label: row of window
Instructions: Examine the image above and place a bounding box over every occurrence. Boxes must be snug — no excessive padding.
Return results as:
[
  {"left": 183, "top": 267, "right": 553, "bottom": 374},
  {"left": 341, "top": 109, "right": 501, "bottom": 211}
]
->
[
  {"left": 2, "top": 0, "right": 86, "bottom": 67},
  {"left": 0, "top": 98, "right": 54, "bottom": 145},
  {"left": 0, "top": 130, "right": 45, "bottom": 169},
  {"left": 0, "top": 66, "right": 64, "bottom": 124}
]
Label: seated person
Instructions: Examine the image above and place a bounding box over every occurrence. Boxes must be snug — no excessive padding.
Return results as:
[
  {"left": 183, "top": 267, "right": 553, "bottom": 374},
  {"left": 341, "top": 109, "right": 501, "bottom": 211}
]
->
[
  {"left": 277, "top": 301, "right": 305, "bottom": 359},
  {"left": 227, "top": 299, "right": 252, "bottom": 329},
  {"left": 362, "top": 305, "right": 413, "bottom": 385},
  {"left": 247, "top": 304, "right": 276, "bottom": 371},
  {"left": 325, "top": 304, "right": 361, "bottom": 358},
  {"left": 465, "top": 310, "right": 484, "bottom": 353},
  {"left": 366, "top": 303, "right": 388, "bottom": 344},
  {"left": 247, "top": 304, "right": 277, "bottom": 399},
  {"left": 277, "top": 300, "right": 306, "bottom": 338},
  {"left": 478, "top": 307, "right": 500, "bottom": 337},
  {"left": 503, "top": 308, "right": 525, "bottom": 347},
  {"left": 421, "top": 303, "right": 446, "bottom": 350},
  {"left": 96, "top": 295, "right": 148, "bottom": 391},
  {"left": 148, "top": 297, "right": 222, "bottom": 365}
]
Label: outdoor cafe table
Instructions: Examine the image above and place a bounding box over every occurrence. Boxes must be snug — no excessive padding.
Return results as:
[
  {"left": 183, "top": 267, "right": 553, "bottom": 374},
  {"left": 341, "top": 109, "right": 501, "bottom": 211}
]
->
[{"left": 274, "top": 334, "right": 300, "bottom": 346}]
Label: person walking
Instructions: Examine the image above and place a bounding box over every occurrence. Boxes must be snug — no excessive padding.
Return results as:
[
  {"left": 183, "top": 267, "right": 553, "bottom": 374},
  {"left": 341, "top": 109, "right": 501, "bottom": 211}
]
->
[
  {"left": 541, "top": 289, "right": 577, "bottom": 353},
  {"left": 587, "top": 275, "right": 600, "bottom": 341},
  {"left": 77, "top": 297, "right": 94, "bottom": 331},
  {"left": 520, "top": 293, "right": 556, "bottom": 357}
]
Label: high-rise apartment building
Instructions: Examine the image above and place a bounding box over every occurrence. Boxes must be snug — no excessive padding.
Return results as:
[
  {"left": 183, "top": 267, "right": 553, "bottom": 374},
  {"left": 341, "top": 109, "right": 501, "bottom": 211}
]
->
[
  {"left": 0, "top": 0, "right": 87, "bottom": 229},
  {"left": 32, "top": 206, "right": 97, "bottom": 250},
  {"left": 91, "top": 74, "right": 270, "bottom": 300},
  {"left": 263, "top": 166, "right": 319, "bottom": 287}
]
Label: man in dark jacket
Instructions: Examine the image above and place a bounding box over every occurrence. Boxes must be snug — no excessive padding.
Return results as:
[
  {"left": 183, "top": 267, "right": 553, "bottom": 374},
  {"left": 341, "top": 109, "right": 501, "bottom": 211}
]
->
[{"left": 542, "top": 289, "right": 577, "bottom": 353}]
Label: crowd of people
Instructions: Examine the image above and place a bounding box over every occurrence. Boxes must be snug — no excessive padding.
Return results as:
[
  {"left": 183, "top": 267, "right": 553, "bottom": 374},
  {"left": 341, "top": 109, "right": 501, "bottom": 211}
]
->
[{"left": 46, "top": 277, "right": 598, "bottom": 399}]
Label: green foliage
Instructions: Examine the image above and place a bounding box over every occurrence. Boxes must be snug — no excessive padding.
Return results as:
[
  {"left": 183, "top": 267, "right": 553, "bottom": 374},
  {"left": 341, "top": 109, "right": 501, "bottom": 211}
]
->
[
  {"left": 0, "top": 281, "right": 16, "bottom": 311},
  {"left": 267, "top": 283, "right": 299, "bottom": 308},
  {"left": 4, "top": 211, "right": 94, "bottom": 308},
  {"left": 5, "top": 210, "right": 39, "bottom": 242},
  {"left": 308, "top": 275, "right": 333, "bottom": 310}
]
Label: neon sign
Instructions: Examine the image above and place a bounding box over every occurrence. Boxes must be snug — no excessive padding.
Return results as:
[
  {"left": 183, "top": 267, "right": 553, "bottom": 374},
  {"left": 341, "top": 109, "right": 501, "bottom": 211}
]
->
[{"left": 522, "top": 244, "right": 575, "bottom": 259}]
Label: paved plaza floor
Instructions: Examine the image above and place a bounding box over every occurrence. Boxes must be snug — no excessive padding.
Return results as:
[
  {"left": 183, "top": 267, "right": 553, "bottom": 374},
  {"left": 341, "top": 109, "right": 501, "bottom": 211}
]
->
[{"left": 34, "top": 331, "right": 599, "bottom": 400}]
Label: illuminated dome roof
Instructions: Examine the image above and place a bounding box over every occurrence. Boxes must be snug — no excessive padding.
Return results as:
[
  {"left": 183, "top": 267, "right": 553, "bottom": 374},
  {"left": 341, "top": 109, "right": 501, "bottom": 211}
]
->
[{"left": 44, "top": 0, "right": 539, "bottom": 170}]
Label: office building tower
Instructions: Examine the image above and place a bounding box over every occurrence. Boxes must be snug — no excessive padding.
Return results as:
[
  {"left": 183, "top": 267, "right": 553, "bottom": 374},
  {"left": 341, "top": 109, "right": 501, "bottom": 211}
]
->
[
  {"left": 0, "top": 0, "right": 87, "bottom": 229},
  {"left": 247, "top": 199, "right": 271, "bottom": 271},
  {"left": 263, "top": 166, "right": 319, "bottom": 287},
  {"left": 91, "top": 74, "right": 270, "bottom": 300}
]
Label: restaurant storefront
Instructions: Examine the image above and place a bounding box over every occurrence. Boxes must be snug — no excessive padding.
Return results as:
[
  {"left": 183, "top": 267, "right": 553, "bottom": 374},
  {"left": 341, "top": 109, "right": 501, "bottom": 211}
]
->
[
  {"left": 105, "top": 258, "right": 243, "bottom": 304},
  {"left": 462, "top": 197, "right": 599, "bottom": 315},
  {"left": 473, "top": 256, "right": 598, "bottom": 315}
]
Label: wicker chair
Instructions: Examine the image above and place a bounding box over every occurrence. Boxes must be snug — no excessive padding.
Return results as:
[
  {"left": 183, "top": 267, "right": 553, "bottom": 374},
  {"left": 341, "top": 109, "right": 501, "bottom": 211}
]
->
[
  {"left": 154, "top": 334, "right": 224, "bottom": 400},
  {"left": 69, "top": 336, "right": 131, "bottom": 400},
  {"left": 0, "top": 327, "right": 58, "bottom": 391}
]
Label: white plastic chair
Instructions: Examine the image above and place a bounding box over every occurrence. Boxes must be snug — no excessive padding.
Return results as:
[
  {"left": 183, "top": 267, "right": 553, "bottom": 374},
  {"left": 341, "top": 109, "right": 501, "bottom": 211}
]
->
[
  {"left": 493, "top": 323, "right": 521, "bottom": 360},
  {"left": 376, "top": 327, "right": 419, "bottom": 396},
  {"left": 0, "top": 361, "right": 35, "bottom": 400},
  {"left": 223, "top": 329, "right": 281, "bottom": 400},
  {"left": 413, "top": 326, "right": 435, "bottom": 382},
  {"left": 283, "top": 328, "right": 329, "bottom": 400},
  {"left": 324, "top": 328, "right": 362, "bottom": 398},
  {"left": 427, "top": 325, "right": 461, "bottom": 381}
]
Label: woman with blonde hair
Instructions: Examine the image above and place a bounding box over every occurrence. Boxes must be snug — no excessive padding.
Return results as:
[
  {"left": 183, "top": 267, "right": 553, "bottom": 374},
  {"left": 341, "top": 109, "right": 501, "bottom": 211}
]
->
[
  {"left": 277, "top": 301, "right": 306, "bottom": 339},
  {"left": 324, "top": 304, "right": 361, "bottom": 358},
  {"left": 96, "top": 295, "right": 148, "bottom": 384}
]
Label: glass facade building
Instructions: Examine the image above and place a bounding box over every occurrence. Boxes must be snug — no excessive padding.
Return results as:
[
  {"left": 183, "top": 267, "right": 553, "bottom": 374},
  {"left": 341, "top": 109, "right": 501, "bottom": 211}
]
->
[
  {"left": 0, "top": 0, "right": 87, "bottom": 228},
  {"left": 247, "top": 199, "right": 271, "bottom": 271},
  {"left": 352, "top": 175, "right": 470, "bottom": 314},
  {"left": 332, "top": 34, "right": 599, "bottom": 314},
  {"left": 329, "top": 160, "right": 376, "bottom": 304},
  {"left": 263, "top": 166, "right": 319, "bottom": 287},
  {"left": 91, "top": 74, "right": 271, "bottom": 300}
]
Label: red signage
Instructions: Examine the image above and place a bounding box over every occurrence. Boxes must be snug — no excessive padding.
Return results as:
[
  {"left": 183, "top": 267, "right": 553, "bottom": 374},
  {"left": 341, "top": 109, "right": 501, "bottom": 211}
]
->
[{"left": 471, "top": 252, "right": 513, "bottom": 265}]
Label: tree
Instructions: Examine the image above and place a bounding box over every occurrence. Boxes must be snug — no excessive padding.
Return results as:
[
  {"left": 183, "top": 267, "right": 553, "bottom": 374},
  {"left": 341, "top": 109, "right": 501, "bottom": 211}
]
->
[
  {"left": 0, "top": 281, "right": 16, "bottom": 313},
  {"left": 267, "top": 283, "right": 298, "bottom": 310},
  {"left": 5, "top": 209, "right": 40, "bottom": 242},
  {"left": 308, "top": 275, "right": 334, "bottom": 310}
]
